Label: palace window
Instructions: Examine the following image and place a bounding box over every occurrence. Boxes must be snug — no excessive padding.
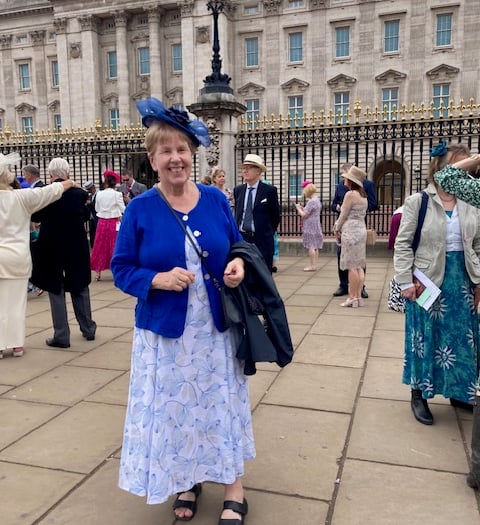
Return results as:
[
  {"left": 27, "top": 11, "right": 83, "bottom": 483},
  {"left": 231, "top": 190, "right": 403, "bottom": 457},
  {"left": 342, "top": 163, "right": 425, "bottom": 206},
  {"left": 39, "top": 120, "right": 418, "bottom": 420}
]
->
[
  {"left": 436, "top": 13, "right": 452, "bottom": 47},
  {"left": 22, "top": 116, "right": 33, "bottom": 135},
  {"left": 138, "top": 47, "right": 150, "bottom": 76},
  {"left": 334, "top": 91, "right": 350, "bottom": 124},
  {"left": 384, "top": 20, "right": 400, "bottom": 53},
  {"left": 53, "top": 114, "right": 62, "bottom": 131},
  {"left": 432, "top": 83, "right": 450, "bottom": 118},
  {"left": 245, "top": 37, "right": 259, "bottom": 67},
  {"left": 18, "top": 63, "right": 31, "bottom": 90},
  {"left": 51, "top": 60, "right": 59, "bottom": 87},
  {"left": 288, "top": 95, "right": 304, "bottom": 127},
  {"left": 288, "top": 32, "right": 303, "bottom": 63},
  {"left": 335, "top": 26, "right": 350, "bottom": 58},
  {"left": 382, "top": 88, "right": 399, "bottom": 120},
  {"left": 172, "top": 44, "right": 182, "bottom": 73},
  {"left": 107, "top": 51, "right": 117, "bottom": 79},
  {"left": 109, "top": 108, "right": 120, "bottom": 129},
  {"left": 245, "top": 98, "right": 260, "bottom": 129}
]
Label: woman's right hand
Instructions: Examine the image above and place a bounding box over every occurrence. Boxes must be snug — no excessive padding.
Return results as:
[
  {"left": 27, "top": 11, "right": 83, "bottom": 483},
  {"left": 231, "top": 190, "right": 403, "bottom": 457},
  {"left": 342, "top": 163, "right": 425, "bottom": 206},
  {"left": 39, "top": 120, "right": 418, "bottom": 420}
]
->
[
  {"left": 151, "top": 267, "right": 195, "bottom": 291},
  {"left": 401, "top": 284, "right": 416, "bottom": 301}
]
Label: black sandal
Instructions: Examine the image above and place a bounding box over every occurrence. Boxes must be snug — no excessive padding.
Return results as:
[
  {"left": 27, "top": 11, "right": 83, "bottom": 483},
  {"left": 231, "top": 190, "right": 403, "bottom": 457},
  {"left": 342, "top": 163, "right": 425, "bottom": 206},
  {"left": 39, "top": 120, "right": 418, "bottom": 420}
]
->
[
  {"left": 218, "top": 498, "right": 248, "bottom": 524},
  {"left": 172, "top": 483, "right": 202, "bottom": 522}
]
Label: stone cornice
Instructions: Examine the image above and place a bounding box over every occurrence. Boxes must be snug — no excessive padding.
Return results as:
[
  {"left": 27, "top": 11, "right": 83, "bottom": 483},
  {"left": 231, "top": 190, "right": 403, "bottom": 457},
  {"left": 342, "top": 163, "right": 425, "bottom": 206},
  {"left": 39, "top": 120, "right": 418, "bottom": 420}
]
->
[{"left": 237, "top": 82, "right": 265, "bottom": 96}]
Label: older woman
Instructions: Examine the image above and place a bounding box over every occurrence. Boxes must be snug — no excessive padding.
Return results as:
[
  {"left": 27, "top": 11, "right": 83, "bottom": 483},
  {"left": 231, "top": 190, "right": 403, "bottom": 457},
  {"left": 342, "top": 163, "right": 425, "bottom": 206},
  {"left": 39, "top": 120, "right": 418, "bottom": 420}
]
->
[
  {"left": 295, "top": 181, "right": 324, "bottom": 271},
  {"left": 0, "top": 153, "right": 75, "bottom": 358},
  {"left": 212, "top": 167, "right": 233, "bottom": 206},
  {"left": 111, "top": 98, "right": 253, "bottom": 524},
  {"left": 333, "top": 166, "right": 368, "bottom": 307},
  {"left": 433, "top": 149, "right": 480, "bottom": 490},
  {"left": 90, "top": 170, "right": 125, "bottom": 281},
  {"left": 395, "top": 142, "right": 480, "bottom": 428}
]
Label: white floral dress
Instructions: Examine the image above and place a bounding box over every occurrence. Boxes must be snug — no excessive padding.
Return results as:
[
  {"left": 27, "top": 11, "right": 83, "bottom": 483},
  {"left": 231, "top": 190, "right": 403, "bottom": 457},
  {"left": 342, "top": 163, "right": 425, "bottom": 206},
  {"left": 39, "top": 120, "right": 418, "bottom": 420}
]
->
[{"left": 119, "top": 239, "right": 256, "bottom": 504}]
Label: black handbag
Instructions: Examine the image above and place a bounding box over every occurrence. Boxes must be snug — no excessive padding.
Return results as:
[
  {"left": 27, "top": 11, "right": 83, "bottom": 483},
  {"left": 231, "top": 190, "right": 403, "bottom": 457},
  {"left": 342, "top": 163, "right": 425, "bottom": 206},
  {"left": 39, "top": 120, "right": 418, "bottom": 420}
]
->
[{"left": 156, "top": 186, "right": 240, "bottom": 328}]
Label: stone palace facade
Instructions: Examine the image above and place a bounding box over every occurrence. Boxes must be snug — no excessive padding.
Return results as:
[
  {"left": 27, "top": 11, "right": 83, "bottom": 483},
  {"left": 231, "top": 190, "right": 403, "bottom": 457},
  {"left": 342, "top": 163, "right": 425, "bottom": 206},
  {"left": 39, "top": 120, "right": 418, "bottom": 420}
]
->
[{"left": 0, "top": 0, "right": 478, "bottom": 133}]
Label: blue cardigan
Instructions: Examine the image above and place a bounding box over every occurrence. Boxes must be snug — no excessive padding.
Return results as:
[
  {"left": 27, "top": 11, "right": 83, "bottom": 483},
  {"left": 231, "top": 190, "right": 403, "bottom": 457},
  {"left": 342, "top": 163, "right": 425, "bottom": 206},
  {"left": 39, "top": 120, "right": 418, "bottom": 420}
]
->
[{"left": 111, "top": 184, "right": 242, "bottom": 337}]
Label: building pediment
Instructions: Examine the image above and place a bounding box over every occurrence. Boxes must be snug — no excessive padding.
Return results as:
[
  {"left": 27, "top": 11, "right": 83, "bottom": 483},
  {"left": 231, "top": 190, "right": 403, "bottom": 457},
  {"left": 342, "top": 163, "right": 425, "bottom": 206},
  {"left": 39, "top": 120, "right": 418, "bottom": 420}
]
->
[
  {"left": 132, "top": 89, "right": 150, "bottom": 102},
  {"left": 237, "top": 82, "right": 265, "bottom": 96},
  {"left": 165, "top": 87, "right": 183, "bottom": 106},
  {"left": 48, "top": 100, "right": 60, "bottom": 112},
  {"left": 280, "top": 78, "right": 310, "bottom": 93},
  {"left": 15, "top": 103, "right": 36, "bottom": 114},
  {"left": 375, "top": 69, "right": 407, "bottom": 84},
  {"left": 101, "top": 92, "right": 118, "bottom": 104},
  {"left": 426, "top": 64, "right": 459, "bottom": 80},
  {"left": 327, "top": 74, "right": 356, "bottom": 89}
]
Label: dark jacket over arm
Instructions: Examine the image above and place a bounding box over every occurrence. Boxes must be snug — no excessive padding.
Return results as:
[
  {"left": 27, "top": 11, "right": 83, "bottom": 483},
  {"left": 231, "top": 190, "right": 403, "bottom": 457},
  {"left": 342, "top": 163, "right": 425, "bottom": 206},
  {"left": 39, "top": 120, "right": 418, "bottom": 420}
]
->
[{"left": 226, "top": 241, "right": 293, "bottom": 375}]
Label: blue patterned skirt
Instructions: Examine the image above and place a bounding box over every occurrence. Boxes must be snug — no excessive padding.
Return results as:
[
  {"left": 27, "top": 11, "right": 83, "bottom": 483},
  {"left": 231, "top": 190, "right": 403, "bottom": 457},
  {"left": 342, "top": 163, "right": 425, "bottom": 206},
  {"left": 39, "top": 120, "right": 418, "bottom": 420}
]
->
[{"left": 403, "top": 251, "right": 480, "bottom": 402}]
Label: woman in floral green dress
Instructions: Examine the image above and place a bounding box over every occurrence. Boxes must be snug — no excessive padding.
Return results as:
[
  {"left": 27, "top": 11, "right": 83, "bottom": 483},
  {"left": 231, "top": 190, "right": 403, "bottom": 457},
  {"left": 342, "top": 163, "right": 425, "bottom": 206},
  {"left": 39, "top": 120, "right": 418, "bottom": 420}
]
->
[
  {"left": 394, "top": 142, "right": 480, "bottom": 428},
  {"left": 434, "top": 150, "right": 480, "bottom": 491}
]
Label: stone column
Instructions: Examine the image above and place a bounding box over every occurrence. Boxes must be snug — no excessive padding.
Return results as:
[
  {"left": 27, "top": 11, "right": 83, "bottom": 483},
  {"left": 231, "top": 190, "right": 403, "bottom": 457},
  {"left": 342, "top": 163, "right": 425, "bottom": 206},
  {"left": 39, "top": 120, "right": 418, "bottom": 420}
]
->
[
  {"left": 179, "top": 0, "right": 196, "bottom": 105},
  {"left": 0, "top": 35, "right": 14, "bottom": 127},
  {"left": 78, "top": 15, "right": 101, "bottom": 127},
  {"left": 114, "top": 11, "right": 130, "bottom": 125},
  {"left": 147, "top": 6, "right": 163, "bottom": 99},
  {"left": 53, "top": 18, "right": 72, "bottom": 129},
  {"left": 29, "top": 30, "right": 47, "bottom": 128}
]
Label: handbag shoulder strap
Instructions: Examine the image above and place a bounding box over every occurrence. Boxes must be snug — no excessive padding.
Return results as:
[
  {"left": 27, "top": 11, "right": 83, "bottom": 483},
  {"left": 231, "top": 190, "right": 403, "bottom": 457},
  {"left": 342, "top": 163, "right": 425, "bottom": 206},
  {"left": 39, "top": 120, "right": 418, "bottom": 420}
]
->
[
  {"left": 411, "top": 190, "right": 428, "bottom": 253},
  {"left": 155, "top": 186, "right": 222, "bottom": 289}
]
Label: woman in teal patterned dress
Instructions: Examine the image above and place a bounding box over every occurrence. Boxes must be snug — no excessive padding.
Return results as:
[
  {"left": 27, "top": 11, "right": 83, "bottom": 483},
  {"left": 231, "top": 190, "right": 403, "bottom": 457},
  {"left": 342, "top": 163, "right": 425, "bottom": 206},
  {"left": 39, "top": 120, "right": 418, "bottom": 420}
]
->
[
  {"left": 434, "top": 150, "right": 480, "bottom": 490},
  {"left": 394, "top": 143, "right": 480, "bottom": 430}
]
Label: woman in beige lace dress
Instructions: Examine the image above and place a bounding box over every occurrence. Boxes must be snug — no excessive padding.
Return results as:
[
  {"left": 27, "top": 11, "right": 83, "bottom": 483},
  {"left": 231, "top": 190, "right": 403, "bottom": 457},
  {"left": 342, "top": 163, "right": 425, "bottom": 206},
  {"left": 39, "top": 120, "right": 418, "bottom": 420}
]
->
[{"left": 333, "top": 166, "right": 368, "bottom": 308}]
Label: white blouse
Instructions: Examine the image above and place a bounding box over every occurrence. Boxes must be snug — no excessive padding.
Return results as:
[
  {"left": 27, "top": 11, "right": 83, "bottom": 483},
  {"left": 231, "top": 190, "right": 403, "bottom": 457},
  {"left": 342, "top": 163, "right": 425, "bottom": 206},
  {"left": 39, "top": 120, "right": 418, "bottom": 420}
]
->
[{"left": 95, "top": 187, "right": 125, "bottom": 219}]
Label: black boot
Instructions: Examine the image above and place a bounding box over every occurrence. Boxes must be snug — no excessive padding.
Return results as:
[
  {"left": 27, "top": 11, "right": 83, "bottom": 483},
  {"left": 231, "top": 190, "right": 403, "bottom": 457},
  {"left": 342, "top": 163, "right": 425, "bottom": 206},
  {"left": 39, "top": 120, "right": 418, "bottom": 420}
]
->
[
  {"left": 467, "top": 397, "right": 480, "bottom": 489},
  {"left": 411, "top": 389, "right": 433, "bottom": 425}
]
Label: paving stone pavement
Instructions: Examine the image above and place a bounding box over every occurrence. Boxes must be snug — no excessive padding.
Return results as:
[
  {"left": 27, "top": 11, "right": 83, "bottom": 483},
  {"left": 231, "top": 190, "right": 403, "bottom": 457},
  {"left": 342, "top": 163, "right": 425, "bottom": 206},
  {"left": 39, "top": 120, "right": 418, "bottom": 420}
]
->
[{"left": 1, "top": 255, "right": 480, "bottom": 525}]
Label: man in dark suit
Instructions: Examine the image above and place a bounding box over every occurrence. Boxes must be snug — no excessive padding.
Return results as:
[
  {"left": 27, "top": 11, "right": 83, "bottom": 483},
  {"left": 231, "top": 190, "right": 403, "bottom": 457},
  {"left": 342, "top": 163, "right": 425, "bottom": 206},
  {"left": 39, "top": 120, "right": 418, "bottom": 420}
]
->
[
  {"left": 117, "top": 168, "right": 147, "bottom": 205},
  {"left": 31, "top": 158, "right": 96, "bottom": 348},
  {"left": 331, "top": 162, "right": 378, "bottom": 297},
  {"left": 234, "top": 154, "right": 280, "bottom": 272},
  {"left": 23, "top": 164, "right": 44, "bottom": 188}
]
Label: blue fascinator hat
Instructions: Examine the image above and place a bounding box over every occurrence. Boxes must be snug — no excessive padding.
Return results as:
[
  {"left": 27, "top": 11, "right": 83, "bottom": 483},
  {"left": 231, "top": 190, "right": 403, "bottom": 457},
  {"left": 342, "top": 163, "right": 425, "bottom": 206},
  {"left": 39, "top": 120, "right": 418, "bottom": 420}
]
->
[
  {"left": 136, "top": 97, "right": 211, "bottom": 148},
  {"left": 430, "top": 140, "right": 448, "bottom": 158}
]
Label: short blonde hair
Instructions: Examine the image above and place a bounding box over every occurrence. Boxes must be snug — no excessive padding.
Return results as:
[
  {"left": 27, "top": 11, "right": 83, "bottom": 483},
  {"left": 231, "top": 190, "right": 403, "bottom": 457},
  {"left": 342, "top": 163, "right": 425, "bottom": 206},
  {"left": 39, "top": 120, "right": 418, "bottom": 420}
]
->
[
  {"left": 144, "top": 121, "right": 196, "bottom": 156},
  {"left": 303, "top": 183, "right": 317, "bottom": 198}
]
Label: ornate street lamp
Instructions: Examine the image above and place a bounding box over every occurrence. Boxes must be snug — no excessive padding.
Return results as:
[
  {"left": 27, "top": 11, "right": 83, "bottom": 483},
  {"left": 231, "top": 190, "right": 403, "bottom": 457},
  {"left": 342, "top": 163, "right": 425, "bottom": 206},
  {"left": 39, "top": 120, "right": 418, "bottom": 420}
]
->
[{"left": 200, "top": 0, "right": 233, "bottom": 95}]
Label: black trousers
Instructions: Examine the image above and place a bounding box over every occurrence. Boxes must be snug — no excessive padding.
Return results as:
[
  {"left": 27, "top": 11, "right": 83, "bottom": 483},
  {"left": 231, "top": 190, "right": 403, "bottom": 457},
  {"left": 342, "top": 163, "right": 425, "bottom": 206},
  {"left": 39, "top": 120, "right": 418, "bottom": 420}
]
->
[{"left": 48, "top": 285, "right": 96, "bottom": 344}]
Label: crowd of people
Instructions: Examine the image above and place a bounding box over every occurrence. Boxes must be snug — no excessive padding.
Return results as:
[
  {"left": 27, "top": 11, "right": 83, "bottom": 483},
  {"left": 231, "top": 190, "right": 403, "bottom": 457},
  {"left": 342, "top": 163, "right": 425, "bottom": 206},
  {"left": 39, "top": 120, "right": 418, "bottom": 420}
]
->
[{"left": 2, "top": 104, "right": 480, "bottom": 511}]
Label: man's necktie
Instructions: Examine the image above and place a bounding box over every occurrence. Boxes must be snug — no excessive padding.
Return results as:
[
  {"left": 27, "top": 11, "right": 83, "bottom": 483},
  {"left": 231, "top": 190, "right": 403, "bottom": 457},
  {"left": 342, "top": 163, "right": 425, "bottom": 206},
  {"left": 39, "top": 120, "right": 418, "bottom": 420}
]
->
[{"left": 243, "top": 187, "right": 254, "bottom": 232}]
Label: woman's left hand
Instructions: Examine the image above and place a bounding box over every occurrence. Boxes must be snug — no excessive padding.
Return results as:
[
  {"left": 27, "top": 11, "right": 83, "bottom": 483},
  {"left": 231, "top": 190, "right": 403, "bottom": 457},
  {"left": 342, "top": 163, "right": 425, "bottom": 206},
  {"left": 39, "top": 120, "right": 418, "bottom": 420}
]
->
[
  {"left": 223, "top": 257, "right": 244, "bottom": 288},
  {"left": 474, "top": 287, "right": 480, "bottom": 309}
]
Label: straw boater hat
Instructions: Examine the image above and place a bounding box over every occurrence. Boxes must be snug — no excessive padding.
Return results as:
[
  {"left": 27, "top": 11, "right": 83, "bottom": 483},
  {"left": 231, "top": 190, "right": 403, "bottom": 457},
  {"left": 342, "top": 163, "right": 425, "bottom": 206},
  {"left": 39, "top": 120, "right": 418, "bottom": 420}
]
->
[
  {"left": 241, "top": 154, "right": 267, "bottom": 172},
  {"left": 343, "top": 166, "right": 366, "bottom": 187}
]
